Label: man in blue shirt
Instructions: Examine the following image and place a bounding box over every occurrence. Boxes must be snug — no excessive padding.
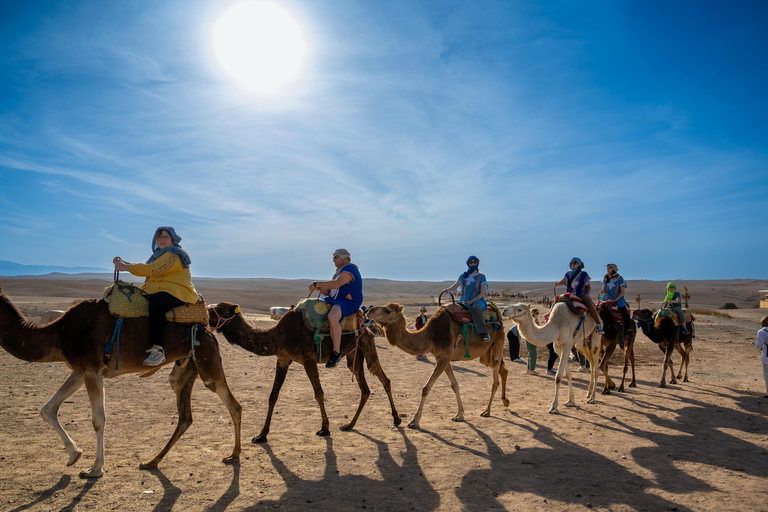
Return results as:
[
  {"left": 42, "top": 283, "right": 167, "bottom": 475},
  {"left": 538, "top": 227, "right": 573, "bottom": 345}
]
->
[
  {"left": 309, "top": 248, "right": 363, "bottom": 368},
  {"left": 442, "top": 255, "right": 491, "bottom": 342}
]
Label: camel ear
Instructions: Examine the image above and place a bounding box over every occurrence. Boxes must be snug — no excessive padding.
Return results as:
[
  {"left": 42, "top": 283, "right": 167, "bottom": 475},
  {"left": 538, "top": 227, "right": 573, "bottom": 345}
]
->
[{"left": 397, "top": 305, "right": 404, "bottom": 313}]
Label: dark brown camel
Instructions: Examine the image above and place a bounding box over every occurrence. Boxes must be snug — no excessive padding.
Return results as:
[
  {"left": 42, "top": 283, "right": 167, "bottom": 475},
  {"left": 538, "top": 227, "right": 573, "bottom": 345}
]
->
[
  {"left": 0, "top": 285, "right": 241, "bottom": 478},
  {"left": 597, "top": 304, "right": 637, "bottom": 394},
  {"left": 366, "top": 303, "right": 508, "bottom": 428},
  {"left": 208, "top": 302, "right": 401, "bottom": 443},
  {"left": 633, "top": 308, "right": 694, "bottom": 387}
]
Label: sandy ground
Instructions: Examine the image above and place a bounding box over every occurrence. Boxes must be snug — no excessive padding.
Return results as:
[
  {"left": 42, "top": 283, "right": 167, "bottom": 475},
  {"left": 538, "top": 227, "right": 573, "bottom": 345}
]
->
[{"left": 1, "top": 277, "right": 768, "bottom": 511}]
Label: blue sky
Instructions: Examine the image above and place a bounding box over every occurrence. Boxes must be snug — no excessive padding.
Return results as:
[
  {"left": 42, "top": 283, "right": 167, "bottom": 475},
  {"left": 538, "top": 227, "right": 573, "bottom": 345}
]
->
[{"left": 1, "top": 0, "right": 766, "bottom": 281}]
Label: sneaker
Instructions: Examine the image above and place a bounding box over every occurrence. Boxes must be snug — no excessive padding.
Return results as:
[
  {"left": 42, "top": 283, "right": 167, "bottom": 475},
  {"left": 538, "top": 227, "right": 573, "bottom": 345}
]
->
[
  {"left": 326, "top": 351, "right": 342, "bottom": 368},
  {"left": 512, "top": 358, "right": 524, "bottom": 363},
  {"left": 417, "top": 354, "right": 428, "bottom": 361},
  {"left": 482, "top": 334, "right": 491, "bottom": 342},
  {"left": 546, "top": 369, "right": 556, "bottom": 376},
  {"left": 143, "top": 346, "right": 165, "bottom": 366},
  {"left": 596, "top": 325, "right": 605, "bottom": 335},
  {"left": 682, "top": 327, "right": 690, "bottom": 334},
  {"left": 578, "top": 366, "right": 589, "bottom": 373}
]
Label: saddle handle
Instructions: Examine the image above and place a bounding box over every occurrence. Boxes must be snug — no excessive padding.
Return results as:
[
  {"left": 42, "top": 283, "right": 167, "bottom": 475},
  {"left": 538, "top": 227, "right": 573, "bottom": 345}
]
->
[
  {"left": 114, "top": 270, "right": 120, "bottom": 283},
  {"left": 438, "top": 291, "right": 456, "bottom": 307}
]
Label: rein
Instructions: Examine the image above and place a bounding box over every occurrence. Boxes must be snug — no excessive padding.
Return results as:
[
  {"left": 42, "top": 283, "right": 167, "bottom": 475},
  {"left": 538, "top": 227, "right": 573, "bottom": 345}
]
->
[{"left": 210, "top": 307, "right": 237, "bottom": 331}]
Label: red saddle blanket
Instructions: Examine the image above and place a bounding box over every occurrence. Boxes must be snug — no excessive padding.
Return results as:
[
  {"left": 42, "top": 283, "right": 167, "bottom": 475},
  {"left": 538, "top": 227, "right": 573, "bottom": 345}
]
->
[
  {"left": 597, "top": 300, "right": 630, "bottom": 323},
  {"left": 554, "top": 293, "right": 588, "bottom": 314},
  {"left": 442, "top": 303, "right": 501, "bottom": 325}
]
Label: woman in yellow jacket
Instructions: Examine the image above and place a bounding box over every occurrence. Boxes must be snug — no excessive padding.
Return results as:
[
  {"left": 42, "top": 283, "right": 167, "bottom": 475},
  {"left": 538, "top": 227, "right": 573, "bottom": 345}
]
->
[{"left": 113, "top": 226, "right": 197, "bottom": 366}]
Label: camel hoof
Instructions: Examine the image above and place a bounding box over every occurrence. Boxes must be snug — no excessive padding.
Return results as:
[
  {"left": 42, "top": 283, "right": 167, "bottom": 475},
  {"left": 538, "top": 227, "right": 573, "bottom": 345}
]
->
[
  {"left": 480, "top": 411, "right": 491, "bottom": 418},
  {"left": 629, "top": 382, "right": 637, "bottom": 388},
  {"left": 251, "top": 435, "right": 267, "bottom": 444},
  {"left": 548, "top": 408, "right": 560, "bottom": 415},
  {"left": 316, "top": 429, "right": 331, "bottom": 437},
  {"left": 139, "top": 461, "right": 158, "bottom": 470},
  {"left": 340, "top": 423, "right": 354, "bottom": 431},
  {"left": 565, "top": 401, "right": 576, "bottom": 408},
  {"left": 451, "top": 415, "right": 465, "bottom": 422},
  {"left": 66, "top": 449, "right": 83, "bottom": 467},
  {"left": 393, "top": 416, "right": 402, "bottom": 427},
  {"left": 79, "top": 468, "right": 103, "bottom": 479},
  {"left": 587, "top": 397, "right": 596, "bottom": 404},
  {"left": 502, "top": 398, "right": 510, "bottom": 407},
  {"left": 407, "top": 420, "right": 420, "bottom": 429},
  {"left": 659, "top": 382, "right": 667, "bottom": 388},
  {"left": 601, "top": 389, "right": 611, "bottom": 395},
  {"left": 618, "top": 386, "right": 625, "bottom": 393},
  {"left": 608, "top": 382, "right": 616, "bottom": 390},
  {"left": 683, "top": 377, "right": 688, "bottom": 383},
  {"left": 670, "top": 380, "right": 677, "bottom": 385},
  {"left": 223, "top": 454, "right": 239, "bottom": 464}
]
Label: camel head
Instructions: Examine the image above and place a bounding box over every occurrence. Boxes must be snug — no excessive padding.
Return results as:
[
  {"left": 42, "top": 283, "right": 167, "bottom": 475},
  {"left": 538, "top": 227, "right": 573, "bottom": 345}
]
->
[
  {"left": 501, "top": 303, "right": 530, "bottom": 320},
  {"left": 366, "top": 303, "right": 404, "bottom": 326},
  {"left": 207, "top": 302, "right": 242, "bottom": 331}
]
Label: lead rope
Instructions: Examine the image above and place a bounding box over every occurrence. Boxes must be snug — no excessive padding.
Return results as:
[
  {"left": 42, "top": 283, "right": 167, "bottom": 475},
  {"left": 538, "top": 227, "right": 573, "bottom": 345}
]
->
[
  {"left": 190, "top": 324, "right": 200, "bottom": 361},
  {"left": 106, "top": 318, "right": 124, "bottom": 370},
  {"left": 350, "top": 315, "right": 363, "bottom": 382}
]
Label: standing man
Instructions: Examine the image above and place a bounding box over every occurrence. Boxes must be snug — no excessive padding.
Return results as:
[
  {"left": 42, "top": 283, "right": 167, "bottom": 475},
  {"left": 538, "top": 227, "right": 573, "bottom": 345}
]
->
[
  {"left": 309, "top": 248, "right": 363, "bottom": 368},
  {"left": 442, "top": 255, "right": 491, "bottom": 342}
]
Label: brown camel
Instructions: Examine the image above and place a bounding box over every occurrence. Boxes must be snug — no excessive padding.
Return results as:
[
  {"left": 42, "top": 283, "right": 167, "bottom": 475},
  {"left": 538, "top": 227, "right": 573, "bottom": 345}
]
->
[
  {"left": 208, "top": 302, "right": 401, "bottom": 442},
  {"left": 633, "top": 308, "right": 694, "bottom": 387},
  {"left": 0, "top": 285, "right": 242, "bottom": 478},
  {"left": 366, "top": 303, "right": 508, "bottom": 428},
  {"left": 597, "top": 304, "right": 637, "bottom": 394}
]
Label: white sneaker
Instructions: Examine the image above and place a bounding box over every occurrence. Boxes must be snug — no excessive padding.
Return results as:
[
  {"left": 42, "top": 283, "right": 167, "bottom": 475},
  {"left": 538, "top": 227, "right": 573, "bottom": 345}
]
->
[
  {"left": 144, "top": 346, "right": 166, "bottom": 366},
  {"left": 512, "top": 358, "right": 524, "bottom": 363},
  {"left": 578, "top": 366, "right": 589, "bottom": 373},
  {"left": 597, "top": 325, "right": 605, "bottom": 335}
]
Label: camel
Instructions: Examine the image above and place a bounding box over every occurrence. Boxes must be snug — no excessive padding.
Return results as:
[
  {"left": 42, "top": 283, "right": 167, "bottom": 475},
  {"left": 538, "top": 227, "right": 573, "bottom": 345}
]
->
[
  {"left": 208, "top": 302, "right": 401, "bottom": 442},
  {"left": 0, "top": 285, "right": 242, "bottom": 478},
  {"left": 596, "top": 304, "right": 637, "bottom": 394},
  {"left": 502, "top": 303, "right": 600, "bottom": 414},
  {"left": 633, "top": 308, "right": 694, "bottom": 387},
  {"left": 365, "top": 303, "right": 508, "bottom": 428}
]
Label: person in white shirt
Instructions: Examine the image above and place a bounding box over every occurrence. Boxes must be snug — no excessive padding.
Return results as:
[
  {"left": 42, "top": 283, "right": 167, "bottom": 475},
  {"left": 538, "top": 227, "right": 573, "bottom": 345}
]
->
[{"left": 756, "top": 316, "right": 768, "bottom": 398}]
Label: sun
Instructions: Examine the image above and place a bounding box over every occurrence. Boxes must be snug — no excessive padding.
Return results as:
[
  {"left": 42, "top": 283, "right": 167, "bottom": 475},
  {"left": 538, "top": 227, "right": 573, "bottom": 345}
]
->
[{"left": 212, "top": 1, "right": 306, "bottom": 94}]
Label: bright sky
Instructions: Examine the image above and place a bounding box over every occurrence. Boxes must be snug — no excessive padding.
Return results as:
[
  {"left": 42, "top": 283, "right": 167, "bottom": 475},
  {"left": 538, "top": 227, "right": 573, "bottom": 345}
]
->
[{"left": 1, "top": 0, "right": 766, "bottom": 281}]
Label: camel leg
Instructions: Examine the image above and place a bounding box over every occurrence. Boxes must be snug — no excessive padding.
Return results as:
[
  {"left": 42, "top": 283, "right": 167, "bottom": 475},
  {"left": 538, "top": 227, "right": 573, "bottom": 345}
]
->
[
  {"left": 409, "top": 359, "right": 450, "bottom": 429},
  {"left": 676, "top": 344, "right": 687, "bottom": 381},
  {"left": 254, "top": 359, "right": 295, "bottom": 443},
  {"left": 443, "top": 364, "right": 465, "bottom": 422},
  {"left": 195, "top": 356, "right": 242, "bottom": 462},
  {"left": 340, "top": 352, "right": 370, "bottom": 431},
  {"left": 498, "top": 361, "right": 510, "bottom": 408},
  {"left": 480, "top": 364, "right": 500, "bottom": 418},
  {"left": 553, "top": 353, "right": 575, "bottom": 409},
  {"left": 80, "top": 372, "right": 106, "bottom": 478},
  {"left": 140, "top": 362, "right": 198, "bottom": 470},
  {"left": 628, "top": 346, "right": 637, "bottom": 388},
  {"left": 600, "top": 343, "right": 617, "bottom": 395},
  {"left": 659, "top": 343, "right": 675, "bottom": 388},
  {"left": 359, "top": 344, "right": 401, "bottom": 426},
  {"left": 681, "top": 344, "right": 691, "bottom": 382},
  {"left": 40, "top": 371, "right": 85, "bottom": 468},
  {"left": 582, "top": 337, "right": 600, "bottom": 405}
]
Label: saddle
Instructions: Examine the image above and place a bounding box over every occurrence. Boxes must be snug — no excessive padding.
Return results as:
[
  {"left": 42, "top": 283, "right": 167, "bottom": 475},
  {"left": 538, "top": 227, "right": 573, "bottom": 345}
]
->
[
  {"left": 102, "top": 281, "right": 208, "bottom": 323},
  {"left": 295, "top": 298, "right": 364, "bottom": 334},
  {"left": 596, "top": 300, "right": 631, "bottom": 323},
  {"left": 443, "top": 302, "right": 502, "bottom": 328},
  {"left": 554, "top": 293, "right": 588, "bottom": 316},
  {"left": 654, "top": 306, "right": 693, "bottom": 326}
]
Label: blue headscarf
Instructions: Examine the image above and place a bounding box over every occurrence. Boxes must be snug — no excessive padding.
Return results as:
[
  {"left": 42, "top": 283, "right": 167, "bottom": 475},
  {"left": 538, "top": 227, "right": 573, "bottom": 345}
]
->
[
  {"left": 146, "top": 226, "right": 191, "bottom": 269},
  {"left": 463, "top": 255, "right": 479, "bottom": 278},
  {"left": 568, "top": 257, "right": 584, "bottom": 279}
]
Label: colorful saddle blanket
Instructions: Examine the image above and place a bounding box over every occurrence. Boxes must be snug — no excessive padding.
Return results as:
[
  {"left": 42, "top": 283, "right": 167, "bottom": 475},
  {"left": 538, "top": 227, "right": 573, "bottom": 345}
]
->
[
  {"left": 654, "top": 307, "right": 693, "bottom": 325},
  {"left": 102, "top": 281, "right": 209, "bottom": 324},
  {"left": 295, "top": 298, "right": 363, "bottom": 334},
  {"left": 443, "top": 302, "right": 502, "bottom": 326},
  {"left": 597, "top": 300, "right": 631, "bottom": 323},
  {"left": 554, "top": 293, "right": 588, "bottom": 316}
]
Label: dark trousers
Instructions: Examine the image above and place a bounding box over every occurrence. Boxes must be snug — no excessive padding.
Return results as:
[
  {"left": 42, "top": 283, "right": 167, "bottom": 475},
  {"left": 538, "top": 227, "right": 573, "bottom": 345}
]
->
[
  {"left": 507, "top": 330, "right": 520, "bottom": 359},
  {"left": 469, "top": 302, "right": 489, "bottom": 335},
  {"left": 148, "top": 292, "right": 185, "bottom": 349},
  {"left": 546, "top": 343, "right": 558, "bottom": 371}
]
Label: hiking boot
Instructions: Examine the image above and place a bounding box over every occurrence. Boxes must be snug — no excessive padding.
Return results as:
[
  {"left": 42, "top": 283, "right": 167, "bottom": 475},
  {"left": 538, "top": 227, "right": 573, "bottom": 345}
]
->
[
  {"left": 143, "top": 346, "right": 166, "bottom": 366},
  {"left": 682, "top": 327, "right": 690, "bottom": 334},
  {"left": 482, "top": 334, "right": 491, "bottom": 342},
  {"left": 326, "top": 351, "right": 342, "bottom": 368}
]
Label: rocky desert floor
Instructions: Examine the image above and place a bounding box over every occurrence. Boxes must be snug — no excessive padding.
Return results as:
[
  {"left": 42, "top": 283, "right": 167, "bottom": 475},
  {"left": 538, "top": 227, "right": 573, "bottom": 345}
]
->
[{"left": 0, "top": 278, "right": 767, "bottom": 511}]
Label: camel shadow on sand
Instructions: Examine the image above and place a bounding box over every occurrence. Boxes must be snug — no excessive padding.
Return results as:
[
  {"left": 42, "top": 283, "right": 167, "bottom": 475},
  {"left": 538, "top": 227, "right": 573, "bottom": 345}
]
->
[{"left": 240, "top": 428, "right": 439, "bottom": 511}]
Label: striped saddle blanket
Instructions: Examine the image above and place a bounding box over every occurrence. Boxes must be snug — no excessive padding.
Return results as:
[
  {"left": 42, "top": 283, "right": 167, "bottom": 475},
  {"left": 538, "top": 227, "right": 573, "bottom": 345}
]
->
[
  {"left": 443, "top": 302, "right": 502, "bottom": 326},
  {"left": 295, "top": 298, "right": 363, "bottom": 334},
  {"left": 102, "top": 281, "right": 209, "bottom": 324},
  {"left": 555, "top": 293, "right": 588, "bottom": 316},
  {"left": 597, "top": 300, "right": 630, "bottom": 323}
]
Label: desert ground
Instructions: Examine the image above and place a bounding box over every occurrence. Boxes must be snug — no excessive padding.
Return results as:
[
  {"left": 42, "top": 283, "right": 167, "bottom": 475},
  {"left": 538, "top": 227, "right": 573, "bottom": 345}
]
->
[{"left": 1, "top": 276, "right": 767, "bottom": 511}]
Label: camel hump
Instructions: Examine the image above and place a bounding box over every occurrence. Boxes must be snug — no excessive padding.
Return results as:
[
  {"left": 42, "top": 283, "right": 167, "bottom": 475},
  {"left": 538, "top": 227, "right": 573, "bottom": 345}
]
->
[
  {"left": 295, "top": 298, "right": 362, "bottom": 333},
  {"left": 654, "top": 307, "right": 693, "bottom": 325},
  {"left": 103, "top": 281, "right": 208, "bottom": 323}
]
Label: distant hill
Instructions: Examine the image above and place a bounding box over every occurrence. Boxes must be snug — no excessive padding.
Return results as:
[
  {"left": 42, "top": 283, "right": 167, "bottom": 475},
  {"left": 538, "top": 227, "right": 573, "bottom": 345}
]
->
[{"left": 0, "top": 260, "right": 110, "bottom": 276}]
